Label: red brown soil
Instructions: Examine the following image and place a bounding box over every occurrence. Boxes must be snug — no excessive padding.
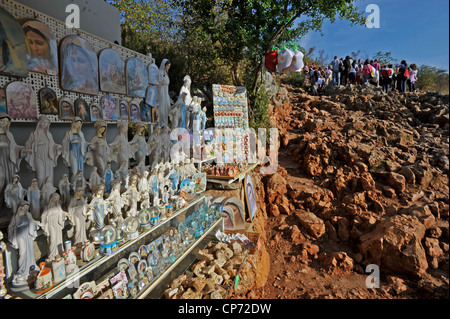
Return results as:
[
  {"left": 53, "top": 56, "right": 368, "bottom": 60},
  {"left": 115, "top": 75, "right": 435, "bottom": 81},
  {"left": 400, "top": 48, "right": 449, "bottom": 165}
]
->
[{"left": 238, "top": 83, "right": 449, "bottom": 299}]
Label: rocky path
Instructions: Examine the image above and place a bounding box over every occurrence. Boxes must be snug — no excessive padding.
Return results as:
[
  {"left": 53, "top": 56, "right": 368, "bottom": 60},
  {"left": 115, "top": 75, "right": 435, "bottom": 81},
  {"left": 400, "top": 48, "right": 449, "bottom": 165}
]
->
[{"left": 252, "top": 84, "right": 449, "bottom": 299}]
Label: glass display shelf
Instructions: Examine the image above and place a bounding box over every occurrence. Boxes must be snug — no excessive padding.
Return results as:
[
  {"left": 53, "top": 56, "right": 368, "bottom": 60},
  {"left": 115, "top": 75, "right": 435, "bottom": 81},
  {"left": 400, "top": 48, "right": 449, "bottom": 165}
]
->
[{"left": 9, "top": 194, "right": 213, "bottom": 299}]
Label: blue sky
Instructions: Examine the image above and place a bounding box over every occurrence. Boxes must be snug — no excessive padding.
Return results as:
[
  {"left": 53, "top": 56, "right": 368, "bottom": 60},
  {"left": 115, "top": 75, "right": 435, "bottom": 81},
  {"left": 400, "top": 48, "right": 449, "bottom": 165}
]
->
[{"left": 297, "top": 0, "right": 449, "bottom": 70}]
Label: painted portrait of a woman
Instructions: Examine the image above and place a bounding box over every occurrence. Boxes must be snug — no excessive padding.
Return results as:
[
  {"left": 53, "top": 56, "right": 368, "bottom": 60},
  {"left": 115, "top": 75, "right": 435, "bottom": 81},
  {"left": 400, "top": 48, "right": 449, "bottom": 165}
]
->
[
  {"left": 21, "top": 19, "right": 58, "bottom": 75},
  {"left": 0, "top": 6, "right": 28, "bottom": 77},
  {"left": 60, "top": 35, "right": 98, "bottom": 95}
]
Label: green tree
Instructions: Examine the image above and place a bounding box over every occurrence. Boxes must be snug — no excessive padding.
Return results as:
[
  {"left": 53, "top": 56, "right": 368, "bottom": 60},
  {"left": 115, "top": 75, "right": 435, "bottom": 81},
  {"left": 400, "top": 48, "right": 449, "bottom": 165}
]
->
[
  {"left": 416, "top": 65, "right": 449, "bottom": 94},
  {"left": 372, "top": 51, "right": 396, "bottom": 66},
  {"left": 175, "top": 0, "right": 365, "bottom": 106}
]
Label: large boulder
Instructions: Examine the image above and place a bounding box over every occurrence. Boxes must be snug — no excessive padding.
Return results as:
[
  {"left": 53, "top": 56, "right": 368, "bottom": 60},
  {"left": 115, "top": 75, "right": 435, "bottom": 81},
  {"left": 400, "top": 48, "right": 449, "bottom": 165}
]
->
[
  {"left": 359, "top": 214, "right": 428, "bottom": 276},
  {"left": 294, "top": 210, "right": 326, "bottom": 238}
]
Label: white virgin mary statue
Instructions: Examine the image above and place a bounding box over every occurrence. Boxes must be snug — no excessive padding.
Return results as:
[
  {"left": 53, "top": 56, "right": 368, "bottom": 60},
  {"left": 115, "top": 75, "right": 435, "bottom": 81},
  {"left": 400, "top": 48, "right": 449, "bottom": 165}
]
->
[{"left": 157, "top": 59, "right": 171, "bottom": 128}]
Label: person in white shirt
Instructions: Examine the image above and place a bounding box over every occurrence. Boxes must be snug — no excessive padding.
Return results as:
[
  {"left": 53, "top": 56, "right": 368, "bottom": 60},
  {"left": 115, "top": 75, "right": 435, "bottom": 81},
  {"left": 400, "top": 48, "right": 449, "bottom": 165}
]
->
[{"left": 329, "top": 56, "right": 341, "bottom": 88}]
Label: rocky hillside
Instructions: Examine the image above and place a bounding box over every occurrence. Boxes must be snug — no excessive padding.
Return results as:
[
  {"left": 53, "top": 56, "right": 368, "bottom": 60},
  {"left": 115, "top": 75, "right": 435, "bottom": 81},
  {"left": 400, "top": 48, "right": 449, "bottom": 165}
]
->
[{"left": 251, "top": 83, "right": 449, "bottom": 299}]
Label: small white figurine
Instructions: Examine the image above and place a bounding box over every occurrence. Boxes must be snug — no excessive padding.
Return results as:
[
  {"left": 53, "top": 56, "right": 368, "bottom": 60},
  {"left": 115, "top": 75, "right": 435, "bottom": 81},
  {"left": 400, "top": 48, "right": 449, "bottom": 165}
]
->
[
  {"left": 179, "top": 75, "right": 192, "bottom": 129},
  {"left": 130, "top": 122, "right": 148, "bottom": 168},
  {"left": 162, "top": 185, "right": 170, "bottom": 205},
  {"left": 160, "top": 126, "right": 171, "bottom": 163},
  {"left": 88, "top": 184, "right": 107, "bottom": 230},
  {"left": 137, "top": 171, "right": 149, "bottom": 196},
  {"left": 106, "top": 180, "right": 124, "bottom": 228},
  {"left": 26, "top": 178, "right": 41, "bottom": 220},
  {"left": 8, "top": 201, "right": 40, "bottom": 289},
  {"left": 121, "top": 174, "right": 139, "bottom": 217},
  {"left": 87, "top": 120, "right": 110, "bottom": 177},
  {"left": 67, "top": 187, "right": 88, "bottom": 246},
  {"left": 147, "top": 126, "right": 162, "bottom": 169},
  {"left": 40, "top": 176, "right": 57, "bottom": 211},
  {"left": 61, "top": 117, "right": 88, "bottom": 183},
  {"left": 109, "top": 121, "right": 132, "bottom": 169},
  {"left": 200, "top": 106, "right": 207, "bottom": 131},
  {"left": 58, "top": 174, "right": 71, "bottom": 210},
  {"left": 170, "top": 92, "right": 187, "bottom": 129},
  {"left": 0, "top": 113, "right": 25, "bottom": 211},
  {"left": 40, "top": 193, "right": 67, "bottom": 262},
  {"left": 4, "top": 175, "right": 25, "bottom": 218},
  {"left": 104, "top": 163, "right": 114, "bottom": 194},
  {"left": 88, "top": 167, "right": 103, "bottom": 192},
  {"left": 157, "top": 59, "right": 171, "bottom": 127},
  {"left": 24, "top": 115, "right": 62, "bottom": 188},
  {"left": 72, "top": 170, "right": 86, "bottom": 193}
]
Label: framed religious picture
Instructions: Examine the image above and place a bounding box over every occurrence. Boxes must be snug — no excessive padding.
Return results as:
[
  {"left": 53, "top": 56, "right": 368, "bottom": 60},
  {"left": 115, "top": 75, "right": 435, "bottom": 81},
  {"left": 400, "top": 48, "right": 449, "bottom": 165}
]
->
[
  {"left": 118, "top": 98, "right": 129, "bottom": 120},
  {"left": 98, "top": 48, "right": 126, "bottom": 94},
  {"left": 148, "top": 63, "right": 159, "bottom": 85},
  {"left": 90, "top": 103, "right": 103, "bottom": 122},
  {"left": 59, "top": 97, "right": 75, "bottom": 121},
  {"left": 59, "top": 35, "right": 99, "bottom": 95},
  {"left": 129, "top": 99, "right": 141, "bottom": 123},
  {"left": 145, "top": 85, "right": 158, "bottom": 122},
  {"left": 5, "top": 81, "right": 37, "bottom": 119},
  {"left": 126, "top": 57, "right": 148, "bottom": 98},
  {"left": 0, "top": 6, "right": 28, "bottom": 77},
  {"left": 74, "top": 98, "right": 90, "bottom": 122},
  {"left": 0, "top": 88, "right": 6, "bottom": 113},
  {"left": 244, "top": 174, "right": 257, "bottom": 220},
  {"left": 20, "top": 18, "right": 58, "bottom": 75},
  {"left": 140, "top": 100, "right": 152, "bottom": 122},
  {"left": 38, "top": 87, "right": 58, "bottom": 115},
  {"left": 101, "top": 94, "right": 118, "bottom": 121}
]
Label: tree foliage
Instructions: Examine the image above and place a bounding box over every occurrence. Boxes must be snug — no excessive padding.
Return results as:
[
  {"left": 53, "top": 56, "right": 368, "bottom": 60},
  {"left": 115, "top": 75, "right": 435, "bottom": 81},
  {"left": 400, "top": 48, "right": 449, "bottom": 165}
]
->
[
  {"left": 175, "top": 0, "right": 365, "bottom": 101},
  {"left": 416, "top": 65, "right": 449, "bottom": 94}
]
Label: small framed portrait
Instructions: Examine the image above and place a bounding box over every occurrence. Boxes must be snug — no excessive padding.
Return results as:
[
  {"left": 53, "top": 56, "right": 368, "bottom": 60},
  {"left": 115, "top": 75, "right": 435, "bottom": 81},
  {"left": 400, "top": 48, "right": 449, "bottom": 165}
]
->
[
  {"left": 118, "top": 98, "right": 129, "bottom": 120},
  {"left": 148, "top": 63, "right": 159, "bottom": 85},
  {"left": 73, "top": 281, "right": 97, "bottom": 299},
  {"left": 140, "top": 100, "right": 152, "bottom": 122},
  {"left": 137, "top": 259, "right": 148, "bottom": 275},
  {"left": 75, "top": 98, "right": 90, "bottom": 122},
  {"left": 129, "top": 100, "right": 141, "bottom": 123},
  {"left": 0, "top": 6, "right": 28, "bottom": 77},
  {"left": 90, "top": 103, "right": 103, "bottom": 122},
  {"left": 145, "top": 85, "right": 157, "bottom": 107},
  {"left": 138, "top": 245, "right": 149, "bottom": 260},
  {"left": 112, "top": 280, "right": 128, "bottom": 299},
  {"left": 244, "top": 174, "right": 257, "bottom": 220},
  {"left": 20, "top": 19, "right": 58, "bottom": 75},
  {"left": 59, "top": 97, "right": 75, "bottom": 121},
  {"left": 117, "top": 258, "right": 130, "bottom": 273},
  {"left": 6, "top": 81, "right": 37, "bottom": 119},
  {"left": 127, "top": 264, "right": 138, "bottom": 283},
  {"left": 146, "top": 266, "right": 154, "bottom": 281},
  {"left": 126, "top": 57, "right": 148, "bottom": 98},
  {"left": 38, "top": 87, "right": 58, "bottom": 115},
  {"left": 101, "top": 94, "right": 118, "bottom": 120},
  {"left": 0, "top": 88, "right": 6, "bottom": 113},
  {"left": 59, "top": 35, "right": 99, "bottom": 95},
  {"left": 128, "top": 251, "right": 141, "bottom": 269},
  {"left": 98, "top": 48, "right": 126, "bottom": 94}
]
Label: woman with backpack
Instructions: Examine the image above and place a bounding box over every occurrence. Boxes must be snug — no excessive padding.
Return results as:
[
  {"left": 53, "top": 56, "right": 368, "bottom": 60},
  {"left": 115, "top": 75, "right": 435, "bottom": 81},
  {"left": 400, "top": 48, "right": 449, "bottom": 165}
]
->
[
  {"left": 408, "top": 64, "right": 418, "bottom": 92},
  {"left": 349, "top": 60, "right": 357, "bottom": 85},
  {"left": 396, "top": 60, "right": 409, "bottom": 93},
  {"left": 362, "top": 60, "right": 373, "bottom": 83}
]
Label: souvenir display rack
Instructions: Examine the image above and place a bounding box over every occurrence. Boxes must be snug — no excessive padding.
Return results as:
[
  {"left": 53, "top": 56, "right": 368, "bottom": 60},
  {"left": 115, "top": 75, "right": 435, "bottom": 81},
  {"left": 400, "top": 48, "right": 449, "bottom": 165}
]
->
[
  {"left": 212, "top": 84, "right": 250, "bottom": 162},
  {"left": 0, "top": 0, "right": 156, "bottom": 125},
  {"left": 9, "top": 195, "right": 224, "bottom": 299},
  {"left": 206, "top": 162, "right": 260, "bottom": 185}
]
